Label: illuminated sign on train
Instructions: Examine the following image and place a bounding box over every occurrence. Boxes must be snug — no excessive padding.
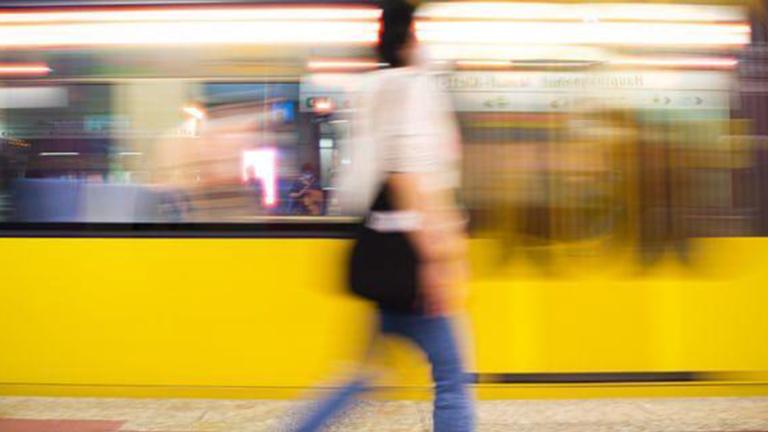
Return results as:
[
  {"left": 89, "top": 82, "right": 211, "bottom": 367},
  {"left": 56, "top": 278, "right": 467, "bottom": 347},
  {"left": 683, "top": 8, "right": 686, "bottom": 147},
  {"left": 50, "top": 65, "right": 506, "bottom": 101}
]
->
[{"left": 300, "top": 70, "right": 733, "bottom": 113}]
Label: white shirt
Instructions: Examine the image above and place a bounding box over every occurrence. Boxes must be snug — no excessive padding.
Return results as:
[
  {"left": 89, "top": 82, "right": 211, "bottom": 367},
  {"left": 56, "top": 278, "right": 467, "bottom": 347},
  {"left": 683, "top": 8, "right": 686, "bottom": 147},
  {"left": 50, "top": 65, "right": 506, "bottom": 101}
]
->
[{"left": 335, "top": 66, "right": 461, "bottom": 215}]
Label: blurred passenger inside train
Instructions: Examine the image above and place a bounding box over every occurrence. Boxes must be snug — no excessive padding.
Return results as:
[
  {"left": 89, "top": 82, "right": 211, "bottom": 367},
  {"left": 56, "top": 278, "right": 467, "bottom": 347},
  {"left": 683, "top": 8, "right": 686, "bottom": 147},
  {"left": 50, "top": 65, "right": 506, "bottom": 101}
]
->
[
  {"left": 288, "top": 163, "right": 323, "bottom": 215},
  {"left": 293, "top": 1, "right": 473, "bottom": 431}
]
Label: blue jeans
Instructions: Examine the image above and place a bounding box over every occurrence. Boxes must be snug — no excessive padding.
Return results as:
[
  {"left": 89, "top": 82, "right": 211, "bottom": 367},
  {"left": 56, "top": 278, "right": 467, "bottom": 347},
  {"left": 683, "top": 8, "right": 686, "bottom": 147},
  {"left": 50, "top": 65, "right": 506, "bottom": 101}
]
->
[{"left": 294, "top": 311, "right": 474, "bottom": 432}]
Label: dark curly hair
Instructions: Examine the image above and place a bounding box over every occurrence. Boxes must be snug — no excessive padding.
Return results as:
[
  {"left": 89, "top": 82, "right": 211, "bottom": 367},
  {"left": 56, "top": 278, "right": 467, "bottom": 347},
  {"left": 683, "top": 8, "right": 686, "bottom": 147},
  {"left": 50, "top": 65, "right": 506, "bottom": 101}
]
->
[{"left": 377, "top": 0, "right": 416, "bottom": 68}]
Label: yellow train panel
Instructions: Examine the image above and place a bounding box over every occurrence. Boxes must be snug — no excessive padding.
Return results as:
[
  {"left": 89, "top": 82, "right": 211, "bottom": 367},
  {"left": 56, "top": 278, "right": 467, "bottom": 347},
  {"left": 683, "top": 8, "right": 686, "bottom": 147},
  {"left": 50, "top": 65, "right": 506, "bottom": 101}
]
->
[{"left": 0, "top": 237, "right": 767, "bottom": 398}]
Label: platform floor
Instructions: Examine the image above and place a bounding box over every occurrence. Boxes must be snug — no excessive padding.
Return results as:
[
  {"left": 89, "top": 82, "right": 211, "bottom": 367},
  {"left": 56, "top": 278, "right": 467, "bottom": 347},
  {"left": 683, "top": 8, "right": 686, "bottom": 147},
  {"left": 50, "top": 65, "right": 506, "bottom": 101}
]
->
[{"left": 0, "top": 396, "right": 767, "bottom": 432}]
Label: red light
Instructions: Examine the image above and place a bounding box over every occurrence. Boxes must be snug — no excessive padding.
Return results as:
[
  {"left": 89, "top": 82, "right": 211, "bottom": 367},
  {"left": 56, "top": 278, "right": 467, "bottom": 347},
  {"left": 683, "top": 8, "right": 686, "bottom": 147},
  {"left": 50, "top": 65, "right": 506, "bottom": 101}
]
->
[{"left": 309, "top": 97, "right": 335, "bottom": 114}]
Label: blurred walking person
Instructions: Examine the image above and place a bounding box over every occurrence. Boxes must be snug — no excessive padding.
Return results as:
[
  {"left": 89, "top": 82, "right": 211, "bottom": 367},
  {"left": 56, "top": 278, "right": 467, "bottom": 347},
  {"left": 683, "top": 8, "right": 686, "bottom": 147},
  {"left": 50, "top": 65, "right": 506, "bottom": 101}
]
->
[{"left": 292, "top": 0, "right": 474, "bottom": 431}]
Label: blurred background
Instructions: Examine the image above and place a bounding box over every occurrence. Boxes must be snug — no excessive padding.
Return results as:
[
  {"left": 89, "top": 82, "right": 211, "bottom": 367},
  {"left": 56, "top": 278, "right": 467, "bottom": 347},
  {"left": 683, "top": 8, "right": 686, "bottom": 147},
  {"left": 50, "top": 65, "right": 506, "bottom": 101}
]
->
[{"left": 1, "top": 0, "right": 768, "bottom": 411}]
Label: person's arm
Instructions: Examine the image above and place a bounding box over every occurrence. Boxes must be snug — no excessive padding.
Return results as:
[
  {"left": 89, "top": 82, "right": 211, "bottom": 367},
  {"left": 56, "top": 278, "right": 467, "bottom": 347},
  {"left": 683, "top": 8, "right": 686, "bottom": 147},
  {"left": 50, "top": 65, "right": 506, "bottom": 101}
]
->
[
  {"left": 387, "top": 172, "right": 467, "bottom": 316},
  {"left": 380, "top": 74, "right": 470, "bottom": 315},
  {"left": 387, "top": 173, "right": 465, "bottom": 262},
  {"left": 379, "top": 75, "right": 465, "bottom": 260}
]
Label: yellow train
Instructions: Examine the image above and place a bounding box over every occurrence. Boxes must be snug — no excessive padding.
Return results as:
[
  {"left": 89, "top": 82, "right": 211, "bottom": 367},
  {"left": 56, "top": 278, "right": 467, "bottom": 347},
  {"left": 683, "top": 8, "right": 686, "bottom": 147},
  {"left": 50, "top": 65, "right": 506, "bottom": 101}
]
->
[{"left": 0, "top": 0, "right": 767, "bottom": 399}]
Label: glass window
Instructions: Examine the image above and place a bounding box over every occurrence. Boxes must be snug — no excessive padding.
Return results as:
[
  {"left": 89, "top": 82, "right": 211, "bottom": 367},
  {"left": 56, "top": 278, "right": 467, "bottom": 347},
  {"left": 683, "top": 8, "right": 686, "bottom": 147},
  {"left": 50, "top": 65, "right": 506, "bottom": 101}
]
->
[{"left": 0, "top": 79, "right": 353, "bottom": 222}]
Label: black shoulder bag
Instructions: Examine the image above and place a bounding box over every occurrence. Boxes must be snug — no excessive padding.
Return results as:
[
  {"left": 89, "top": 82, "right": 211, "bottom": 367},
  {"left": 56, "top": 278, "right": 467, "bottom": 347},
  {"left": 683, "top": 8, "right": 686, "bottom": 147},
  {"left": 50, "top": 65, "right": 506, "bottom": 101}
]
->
[{"left": 348, "top": 178, "right": 422, "bottom": 313}]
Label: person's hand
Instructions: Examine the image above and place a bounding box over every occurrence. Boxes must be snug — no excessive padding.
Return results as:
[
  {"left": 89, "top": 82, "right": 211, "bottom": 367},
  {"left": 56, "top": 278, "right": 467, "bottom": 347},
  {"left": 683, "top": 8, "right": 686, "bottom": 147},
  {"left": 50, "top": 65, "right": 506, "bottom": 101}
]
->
[
  {"left": 420, "top": 257, "right": 469, "bottom": 316},
  {"left": 417, "top": 227, "right": 468, "bottom": 262},
  {"left": 420, "top": 259, "right": 447, "bottom": 316}
]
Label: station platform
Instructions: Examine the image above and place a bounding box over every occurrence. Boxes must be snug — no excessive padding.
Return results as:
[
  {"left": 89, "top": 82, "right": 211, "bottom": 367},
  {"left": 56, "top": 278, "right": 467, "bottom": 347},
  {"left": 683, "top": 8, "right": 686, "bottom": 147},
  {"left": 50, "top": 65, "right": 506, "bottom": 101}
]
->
[{"left": 1, "top": 396, "right": 766, "bottom": 432}]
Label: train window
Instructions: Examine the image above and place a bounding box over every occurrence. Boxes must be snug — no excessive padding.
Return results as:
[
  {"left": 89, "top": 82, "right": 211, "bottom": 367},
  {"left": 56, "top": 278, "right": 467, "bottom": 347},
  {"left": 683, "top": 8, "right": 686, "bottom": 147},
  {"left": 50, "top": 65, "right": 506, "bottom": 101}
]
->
[
  {"left": 0, "top": 80, "right": 353, "bottom": 223},
  {"left": 0, "top": 1, "right": 381, "bottom": 227},
  {"left": 1, "top": 84, "right": 121, "bottom": 222}
]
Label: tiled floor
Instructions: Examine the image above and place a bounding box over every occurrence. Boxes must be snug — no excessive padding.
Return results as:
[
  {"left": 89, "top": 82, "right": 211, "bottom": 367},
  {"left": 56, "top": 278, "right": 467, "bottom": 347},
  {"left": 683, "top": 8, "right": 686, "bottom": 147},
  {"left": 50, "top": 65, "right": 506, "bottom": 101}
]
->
[{"left": 0, "top": 396, "right": 767, "bottom": 431}]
